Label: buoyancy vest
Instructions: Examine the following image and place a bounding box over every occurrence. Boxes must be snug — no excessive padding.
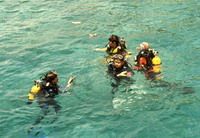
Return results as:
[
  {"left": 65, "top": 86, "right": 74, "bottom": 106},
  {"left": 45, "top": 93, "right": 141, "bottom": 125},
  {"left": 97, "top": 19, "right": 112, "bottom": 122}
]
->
[
  {"left": 106, "top": 46, "right": 122, "bottom": 54},
  {"left": 106, "top": 40, "right": 128, "bottom": 55},
  {"left": 151, "top": 56, "right": 161, "bottom": 73},
  {"left": 28, "top": 80, "right": 59, "bottom": 101}
]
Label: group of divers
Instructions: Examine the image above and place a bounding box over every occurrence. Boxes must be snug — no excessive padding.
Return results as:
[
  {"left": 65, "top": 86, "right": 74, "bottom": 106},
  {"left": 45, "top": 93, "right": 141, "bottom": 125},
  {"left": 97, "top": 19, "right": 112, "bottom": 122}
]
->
[{"left": 26, "top": 34, "right": 193, "bottom": 132}]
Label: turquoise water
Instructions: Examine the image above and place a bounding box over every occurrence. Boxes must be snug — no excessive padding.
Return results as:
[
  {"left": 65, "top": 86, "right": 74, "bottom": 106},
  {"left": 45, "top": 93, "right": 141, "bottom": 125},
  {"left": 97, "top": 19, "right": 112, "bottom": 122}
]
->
[{"left": 0, "top": 0, "right": 200, "bottom": 137}]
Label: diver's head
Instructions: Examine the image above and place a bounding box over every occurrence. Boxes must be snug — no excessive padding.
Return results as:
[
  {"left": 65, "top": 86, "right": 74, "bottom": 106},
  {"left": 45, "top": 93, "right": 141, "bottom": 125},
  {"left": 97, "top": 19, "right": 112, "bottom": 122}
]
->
[
  {"left": 137, "top": 42, "right": 150, "bottom": 50},
  {"left": 139, "top": 57, "right": 147, "bottom": 65},
  {"left": 108, "top": 35, "right": 120, "bottom": 48},
  {"left": 112, "top": 54, "right": 125, "bottom": 68},
  {"left": 44, "top": 71, "right": 58, "bottom": 84}
]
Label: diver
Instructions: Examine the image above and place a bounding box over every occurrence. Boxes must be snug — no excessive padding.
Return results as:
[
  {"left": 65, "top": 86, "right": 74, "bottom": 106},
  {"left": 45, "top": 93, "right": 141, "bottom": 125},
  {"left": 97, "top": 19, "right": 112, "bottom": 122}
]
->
[
  {"left": 105, "top": 34, "right": 128, "bottom": 56},
  {"left": 95, "top": 34, "right": 130, "bottom": 57},
  {"left": 27, "top": 71, "right": 75, "bottom": 125},
  {"left": 107, "top": 54, "right": 134, "bottom": 93},
  {"left": 133, "top": 42, "right": 195, "bottom": 94},
  {"left": 133, "top": 42, "right": 162, "bottom": 80}
]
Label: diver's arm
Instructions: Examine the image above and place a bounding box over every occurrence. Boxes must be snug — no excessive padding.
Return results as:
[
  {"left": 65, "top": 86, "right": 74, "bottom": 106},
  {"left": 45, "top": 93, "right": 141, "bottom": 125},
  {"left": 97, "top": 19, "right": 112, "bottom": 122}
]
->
[
  {"left": 117, "top": 68, "right": 133, "bottom": 77},
  {"left": 94, "top": 47, "right": 107, "bottom": 52},
  {"left": 95, "top": 42, "right": 110, "bottom": 52},
  {"left": 116, "top": 71, "right": 128, "bottom": 77},
  {"left": 117, "top": 64, "right": 134, "bottom": 77},
  {"left": 63, "top": 76, "right": 76, "bottom": 93},
  {"left": 133, "top": 55, "right": 140, "bottom": 70},
  {"left": 117, "top": 70, "right": 133, "bottom": 77}
]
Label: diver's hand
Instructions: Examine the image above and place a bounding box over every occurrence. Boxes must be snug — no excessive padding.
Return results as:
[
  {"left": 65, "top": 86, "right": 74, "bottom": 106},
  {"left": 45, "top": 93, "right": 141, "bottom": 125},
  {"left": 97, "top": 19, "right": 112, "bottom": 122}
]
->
[
  {"left": 66, "top": 76, "right": 75, "bottom": 88},
  {"left": 127, "top": 51, "right": 132, "bottom": 55},
  {"left": 94, "top": 48, "right": 107, "bottom": 52},
  {"left": 117, "top": 71, "right": 132, "bottom": 77},
  {"left": 133, "top": 65, "right": 145, "bottom": 71},
  {"left": 117, "top": 71, "right": 127, "bottom": 77},
  {"left": 133, "top": 66, "right": 139, "bottom": 70},
  {"left": 127, "top": 72, "right": 132, "bottom": 77},
  {"left": 64, "top": 76, "right": 76, "bottom": 93}
]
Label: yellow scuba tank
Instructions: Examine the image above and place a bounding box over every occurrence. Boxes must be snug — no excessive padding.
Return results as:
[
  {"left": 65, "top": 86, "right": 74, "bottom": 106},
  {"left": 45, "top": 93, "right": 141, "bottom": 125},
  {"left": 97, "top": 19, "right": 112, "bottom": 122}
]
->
[
  {"left": 28, "top": 93, "right": 35, "bottom": 101},
  {"left": 28, "top": 84, "right": 41, "bottom": 101},
  {"left": 152, "top": 56, "right": 161, "bottom": 73}
]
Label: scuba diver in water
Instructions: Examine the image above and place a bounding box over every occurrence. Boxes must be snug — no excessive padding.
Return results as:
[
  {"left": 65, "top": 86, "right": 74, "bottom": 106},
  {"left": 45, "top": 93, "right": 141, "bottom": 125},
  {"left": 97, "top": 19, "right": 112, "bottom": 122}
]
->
[
  {"left": 107, "top": 54, "right": 134, "bottom": 93},
  {"left": 27, "top": 71, "right": 75, "bottom": 125},
  {"left": 133, "top": 42, "right": 162, "bottom": 81},
  {"left": 105, "top": 34, "right": 128, "bottom": 56},
  {"left": 133, "top": 42, "right": 195, "bottom": 94},
  {"left": 95, "top": 34, "right": 130, "bottom": 58}
]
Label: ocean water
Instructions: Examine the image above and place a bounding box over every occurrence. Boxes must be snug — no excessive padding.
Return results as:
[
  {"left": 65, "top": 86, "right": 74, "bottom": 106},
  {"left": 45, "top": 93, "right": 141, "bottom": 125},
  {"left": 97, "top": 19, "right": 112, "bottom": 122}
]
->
[{"left": 0, "top": 0, "right": 200, "bottom": 138}]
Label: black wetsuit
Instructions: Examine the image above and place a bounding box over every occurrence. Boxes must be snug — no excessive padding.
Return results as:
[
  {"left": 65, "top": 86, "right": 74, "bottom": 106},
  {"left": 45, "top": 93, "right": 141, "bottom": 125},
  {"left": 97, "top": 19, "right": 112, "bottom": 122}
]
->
[
  {"left": 107, "top": 62, "right": 134, "bottom": 94},
  {"left": 108, "top": 62, "right": 133, "bottom": 78},
  {"left": 37, "top": 82, "right": 61, "bottom": 113}
]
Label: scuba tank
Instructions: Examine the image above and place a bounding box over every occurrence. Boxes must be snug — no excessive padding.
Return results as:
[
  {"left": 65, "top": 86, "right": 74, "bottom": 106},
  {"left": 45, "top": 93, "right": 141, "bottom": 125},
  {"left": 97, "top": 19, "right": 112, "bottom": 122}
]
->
[
  {"left": 152, "top": 56, "right": 161, "bottom": 73},
  {"left": 28, "top": 80, "right": 42, "bottom": 101}
]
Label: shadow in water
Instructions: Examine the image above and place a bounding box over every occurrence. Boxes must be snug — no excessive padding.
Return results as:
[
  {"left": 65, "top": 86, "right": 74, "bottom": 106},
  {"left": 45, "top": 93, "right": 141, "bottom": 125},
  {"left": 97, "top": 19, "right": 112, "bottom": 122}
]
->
[
  {"left": 149, "top": 80, "right": 195, "bottom": 94},
  {"left": 27, "top": 99, "right": 61, "bottom": 137},
  {"left": 28, "top": 126, "right": 48, "bottom": 138},
  {"left": 110, "top": 76, "right": 136, "bottom": 97}
]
